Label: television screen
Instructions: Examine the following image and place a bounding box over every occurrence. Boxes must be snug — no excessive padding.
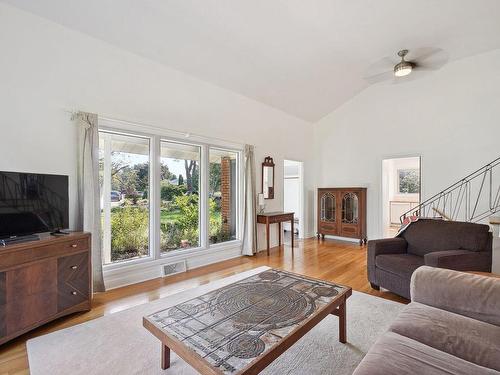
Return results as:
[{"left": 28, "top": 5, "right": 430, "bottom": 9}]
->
[{"left": 0, "top": 171, "right": 69, "bottom": 238}]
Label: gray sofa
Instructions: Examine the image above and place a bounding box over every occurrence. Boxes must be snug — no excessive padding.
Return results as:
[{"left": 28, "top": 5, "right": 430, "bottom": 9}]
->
[
  {"left": 354, "top": 266, "right": 500, "bottom": 375},
  {"left": 368, "top": 219, "right": 492, "bottom": 299}
]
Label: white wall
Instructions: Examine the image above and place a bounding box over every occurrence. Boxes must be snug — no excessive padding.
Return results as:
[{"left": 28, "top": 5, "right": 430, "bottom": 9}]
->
[
  {"left": 0, "top": 4, "right": 315, "bottom": 279},
  {"left": 315, "top": 49, "right": 500, "bottom": 240}
]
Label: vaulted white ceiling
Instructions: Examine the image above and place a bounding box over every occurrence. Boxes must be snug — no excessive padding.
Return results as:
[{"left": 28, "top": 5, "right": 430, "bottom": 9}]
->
[{"left": 5, "top": 0, "right": 500, "bottom": 122}]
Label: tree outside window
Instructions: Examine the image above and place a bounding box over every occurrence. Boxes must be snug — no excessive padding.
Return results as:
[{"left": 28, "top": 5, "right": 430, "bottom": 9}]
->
[{"left": 398, "top": 169, "right": 420, "bottom": 194}]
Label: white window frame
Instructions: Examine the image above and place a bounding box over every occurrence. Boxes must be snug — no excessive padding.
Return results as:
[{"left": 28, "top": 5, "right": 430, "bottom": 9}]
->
[
  {"left": 158, "top": 138, "right": 203, "bottom": 255},
  {"left": 99, "top": 129, "right": 154, "bottom": 267},
  {"left": 99, "top": 118, "right": 244, "bottom": 272},
  {"left": 208, "top": 146, "right": 242, "bottom": 245}
]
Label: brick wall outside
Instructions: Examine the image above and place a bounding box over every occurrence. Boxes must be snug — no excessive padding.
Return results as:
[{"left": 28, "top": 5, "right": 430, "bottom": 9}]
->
[{"left": 221, "top": 157, "right": 231, "bottom": 234}]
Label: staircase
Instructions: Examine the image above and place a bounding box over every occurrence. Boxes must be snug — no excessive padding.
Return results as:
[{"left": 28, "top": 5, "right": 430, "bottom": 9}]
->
[{"left": 400, "top": 157, "right": 500, "bottom": 224}]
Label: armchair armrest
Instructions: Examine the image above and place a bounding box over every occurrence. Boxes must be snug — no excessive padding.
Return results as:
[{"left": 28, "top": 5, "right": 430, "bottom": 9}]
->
[
  {"left": 367, "top": 238, "right": 407, "bottom": 285},
  {"left": 368, "top": 237, "right": 408, "bottom": 257},
  {"left": 410, "top": 266, "right": 500, "bottom": 326},
  {"left": 424, "top": 249, "right": 491, "bottom": 271}
]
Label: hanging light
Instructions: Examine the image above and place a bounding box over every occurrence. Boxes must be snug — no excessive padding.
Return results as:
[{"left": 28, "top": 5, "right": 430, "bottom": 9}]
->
[{"left": 394, "top": 50, "right": 413, "bottom": 77}]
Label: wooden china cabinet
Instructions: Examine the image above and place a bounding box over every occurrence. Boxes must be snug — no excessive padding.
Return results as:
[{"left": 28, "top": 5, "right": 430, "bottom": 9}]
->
[{"left": 317, "top": 187, "right": 367, "bottom": 245}]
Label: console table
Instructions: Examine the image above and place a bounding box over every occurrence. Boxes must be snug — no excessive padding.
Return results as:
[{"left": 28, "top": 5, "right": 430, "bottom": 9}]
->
[
  {"left": 257, "top": 212, "right": 294, "bottom": 255},
  {"left": 0, "top": 232, "right": 91, "bottom": 345}
]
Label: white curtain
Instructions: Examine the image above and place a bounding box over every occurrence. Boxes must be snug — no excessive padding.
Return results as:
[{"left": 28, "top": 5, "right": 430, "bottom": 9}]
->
[
  {"left": 242, "top": 144, "right": 257, "bottom": 255},
  {"left": 74, "top": 111, "right": 105, "bottom": 292}
]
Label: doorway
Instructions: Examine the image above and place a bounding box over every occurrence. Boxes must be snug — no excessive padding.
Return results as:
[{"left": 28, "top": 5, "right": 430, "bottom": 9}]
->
[
  {"left": 283, "top": 160, "right": 304, "bottom": 244},
  {"left": 382, "top": 156, "right": 421, "bottom": 237}
]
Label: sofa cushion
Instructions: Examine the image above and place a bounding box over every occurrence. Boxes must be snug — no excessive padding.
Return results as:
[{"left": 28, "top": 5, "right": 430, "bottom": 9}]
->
[
  {"left": 411, "top": 266, "right": 500, "bottom": 326},
  {"left": 353, "top": 332, "right": 499, "bottom": 375},
  {"left": 401, "top": 219, "right": 490, "bottom": 256},
  {"left": 376, "top": 253, "right": 424, "bottom": 279},
  {"left": 389, "top": 302, "right": 500, "bottom": 371}
]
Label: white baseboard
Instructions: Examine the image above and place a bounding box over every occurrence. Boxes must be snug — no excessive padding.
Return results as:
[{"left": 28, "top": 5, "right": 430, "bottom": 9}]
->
[
  {"left": 104, "top": 245, "right": 242, "bottom": 290},
  {"left": 320, "top": 235, "right": 361, "bottom": 243}
]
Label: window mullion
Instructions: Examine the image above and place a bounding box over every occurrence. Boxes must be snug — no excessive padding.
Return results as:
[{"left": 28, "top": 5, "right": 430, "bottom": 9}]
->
[
  {"left": 102, "top": 133, "right": 112, "bottom": 264},
  {"left": 200, "top": 145, "right": 209, "bottom": 249},
  {"left": 151, "top": 135, "right": 161, "bottom": 260}
]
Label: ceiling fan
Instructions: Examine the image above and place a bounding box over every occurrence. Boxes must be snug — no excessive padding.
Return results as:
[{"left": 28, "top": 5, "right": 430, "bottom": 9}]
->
[{"left": 364, "top": 48, "right": 449, "bottom": 84}]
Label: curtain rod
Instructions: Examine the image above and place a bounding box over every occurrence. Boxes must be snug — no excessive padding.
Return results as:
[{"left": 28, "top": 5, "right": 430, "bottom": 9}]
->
[{"left": 63, "top": 108, "right": 249, "bottom": 149}]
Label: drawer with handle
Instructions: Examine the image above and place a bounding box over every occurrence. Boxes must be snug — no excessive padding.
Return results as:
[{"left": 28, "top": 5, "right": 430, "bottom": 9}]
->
[
  {"left": 320, "top": 222, "right": 337, "bottom": 233},
  {"left": 0, "top": 236, "right": 90, "bottom": 271},
  {"left": 57, "top": 252, "right": 89, "bottom": 312},
  {"left": 269, "top": 214, "right": 294, "bottom": 224}
]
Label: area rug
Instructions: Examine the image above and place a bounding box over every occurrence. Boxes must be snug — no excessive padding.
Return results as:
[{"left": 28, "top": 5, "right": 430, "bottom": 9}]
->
[{"left": 27, "top": 266, "right": 404, "bottom": 375}]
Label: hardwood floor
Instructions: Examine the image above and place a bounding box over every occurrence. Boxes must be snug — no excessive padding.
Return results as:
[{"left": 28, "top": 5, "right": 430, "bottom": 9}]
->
[{"left": 0, "top": 237, "right": 407, "bottom": 375}]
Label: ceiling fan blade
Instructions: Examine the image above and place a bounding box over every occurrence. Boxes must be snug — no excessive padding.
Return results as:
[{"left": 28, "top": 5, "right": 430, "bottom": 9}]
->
[
  {"left": 363, "top": 56, "right": 395, "bottom": 84},
  {"left": 410, "top": 47, "right": 449, "bottom": 70},
  {"left": 364, "top": 70, "right": 394, "bottom": 84}
]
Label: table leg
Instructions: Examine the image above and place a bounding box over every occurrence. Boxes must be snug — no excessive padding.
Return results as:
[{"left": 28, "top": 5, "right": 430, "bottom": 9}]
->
[
  {"left": 291, "top": 218, "right": 295, "bottom": 250},
  {"left": 161, "top": 344, "right": 171, "bottom": 370},
  {"left": 266, "top": 220, "right": 270, "bottom": 256},
  {"left": 338, "top": 299, "right": 346, "bottom": 344},
  {"left": 278, "top": 222, "right": 282, "bottom": 247}
]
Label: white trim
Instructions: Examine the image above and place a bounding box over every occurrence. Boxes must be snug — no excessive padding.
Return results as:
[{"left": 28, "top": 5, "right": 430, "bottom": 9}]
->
[
  {"left": 380, "top": 154, "right": 423, "bottom": 238},
  {"left": 104, "top": 244, "right": 242, "bottom": 290},
  {"left": 151, "top": 135, "right": 161, "bottom": 260},
  {"left": 321, "top": 235, "right": 360, "bottom": 243},
  {"left": 201, "top": 145, "right": 209, "bottom": 248},
  {"left": 99, "top": 116, "right": 244, "bottom": 150},
  {"left": 102, "top": 132, "right": 112, "bottom": 264},
  {"left": 283, "top": 159, "right": 305, "bottom": 239}
]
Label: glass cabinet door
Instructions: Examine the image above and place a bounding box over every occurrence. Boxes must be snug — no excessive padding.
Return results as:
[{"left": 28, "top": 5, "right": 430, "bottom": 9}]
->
[
  {"left": 342, "top": 192, "right": 359, "bottom": 224},
  {"left": 320, "top": 193, "right": 336, "bottom": 222}
]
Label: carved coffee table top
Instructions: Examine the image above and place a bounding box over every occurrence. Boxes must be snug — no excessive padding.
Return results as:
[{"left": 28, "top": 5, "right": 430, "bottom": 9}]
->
[{"left": 144, "top": 269, "right": 351, "bottom": 374}]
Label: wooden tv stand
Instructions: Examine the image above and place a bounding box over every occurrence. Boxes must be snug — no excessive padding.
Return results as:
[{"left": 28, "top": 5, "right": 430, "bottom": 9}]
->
[{"left": 0, "top": 232, "right": 91, "bottom": 345}]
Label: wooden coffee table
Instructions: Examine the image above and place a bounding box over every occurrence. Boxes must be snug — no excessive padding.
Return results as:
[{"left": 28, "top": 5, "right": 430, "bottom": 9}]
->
[{"left": 143, "top": 269, "right": 352, "bottom": 374}]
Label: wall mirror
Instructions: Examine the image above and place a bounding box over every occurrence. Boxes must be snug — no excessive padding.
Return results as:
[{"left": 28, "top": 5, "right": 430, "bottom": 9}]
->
[{"left": 262, "top": 156, "right": 275, "bottom": 199}]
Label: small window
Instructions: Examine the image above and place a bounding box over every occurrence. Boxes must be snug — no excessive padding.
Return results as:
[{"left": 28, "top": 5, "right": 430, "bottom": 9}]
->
[
  {"left": 160, "top": 141, "right": 201, "bottom": 253},
  {"left": 398, "top": 169, "right": 420, "bottom": 194},
  {"left": 209, "top": 148, "right": 239, "bottom": 245},
  {"left": 99, "top": 131, "right": 151, "bottom": 265}
]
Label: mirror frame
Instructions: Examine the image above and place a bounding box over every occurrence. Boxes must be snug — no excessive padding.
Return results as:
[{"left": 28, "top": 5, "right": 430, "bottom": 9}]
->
[{"left": 261, "top": 156, "right": 275, "bottom": 199}]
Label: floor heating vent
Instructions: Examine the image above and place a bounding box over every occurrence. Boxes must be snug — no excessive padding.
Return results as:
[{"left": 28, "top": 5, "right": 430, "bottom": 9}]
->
[{"left": 162, "top": 260, "right": 187, "bottom": 277}]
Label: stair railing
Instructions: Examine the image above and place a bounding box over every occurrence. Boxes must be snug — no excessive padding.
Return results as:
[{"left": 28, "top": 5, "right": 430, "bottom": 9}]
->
[{"left": 400, "top": 157, "right": 500, "bottom": 224}]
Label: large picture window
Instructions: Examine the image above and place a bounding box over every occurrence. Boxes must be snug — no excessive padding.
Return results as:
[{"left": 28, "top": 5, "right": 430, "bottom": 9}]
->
[
  {"left": 99, "top": 132, "right": 151, "bottom": 265},
  {"left": 160, "top": 141, "right": 201, "bottom": 253},
  {"left": 98, "top": 126, "right": 242, "bottom": 269},
  {"left": 209, "top": 148, "right": 238, "bottom": 244}
]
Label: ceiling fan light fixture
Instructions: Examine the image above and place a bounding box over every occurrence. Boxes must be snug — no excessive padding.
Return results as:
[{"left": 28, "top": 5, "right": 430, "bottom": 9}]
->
[
  {"left": 394, "top": 49, "right": 413, "bottom": 77},
  {"left": 394, "top": 61, "right": 412, "bottom": 77}
]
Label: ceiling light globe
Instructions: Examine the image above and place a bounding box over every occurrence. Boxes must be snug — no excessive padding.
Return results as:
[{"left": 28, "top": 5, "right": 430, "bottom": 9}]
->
[{"left": 394, "top": 62, "right": 412, "bottom": 77}]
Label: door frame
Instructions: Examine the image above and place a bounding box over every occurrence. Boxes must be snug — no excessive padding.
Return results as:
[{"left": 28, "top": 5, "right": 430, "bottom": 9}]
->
[
  {"left": 380, "top": 154, "right": 423, "bottom": 238},
  {"left": 283, "top": 159, "right": 305, "bottom": 239}
]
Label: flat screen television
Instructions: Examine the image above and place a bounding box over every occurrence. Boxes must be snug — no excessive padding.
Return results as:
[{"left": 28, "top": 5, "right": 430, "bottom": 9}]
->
[{"left": 0, "top": 171, "right": 69, "bottom": 239}]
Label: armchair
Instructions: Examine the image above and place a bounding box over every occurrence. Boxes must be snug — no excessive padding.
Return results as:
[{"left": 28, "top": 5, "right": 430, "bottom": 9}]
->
[{"left": 367, "top": 219, "right": 492, "bottom": 299}]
